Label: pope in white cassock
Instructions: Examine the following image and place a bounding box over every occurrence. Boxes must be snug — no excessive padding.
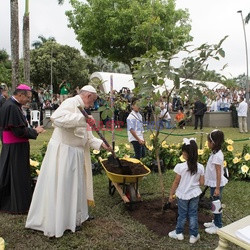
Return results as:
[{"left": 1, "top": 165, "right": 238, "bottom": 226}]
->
[{"left": 26, "top": 85, "right": 110, "bottom": 238}]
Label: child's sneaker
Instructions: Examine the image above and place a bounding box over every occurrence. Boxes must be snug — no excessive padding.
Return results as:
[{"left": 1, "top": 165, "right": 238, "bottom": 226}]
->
[
  {"left": 205, "top": 226, "right": 218, "bottom": 234},
  {"left": 189, "top": 234, "right": 200, "bottom": 244},
  {"left": 203, "top": 220, "right": 215, "bottom": 228},
  {"left": 168, "top": 230, "right": 184, "bottom": 240}
]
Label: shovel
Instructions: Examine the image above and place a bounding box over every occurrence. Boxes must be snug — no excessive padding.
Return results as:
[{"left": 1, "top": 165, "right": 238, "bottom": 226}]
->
[{"left": 78, "top": 106, "right": 132, "bottom": 175}]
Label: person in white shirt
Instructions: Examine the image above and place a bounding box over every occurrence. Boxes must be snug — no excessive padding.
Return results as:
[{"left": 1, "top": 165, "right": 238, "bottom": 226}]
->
[
  {"left": 217, "top": 96, "right": 222, "bottom": 111},
  {"left": 210, "top": 99, "right": 218, "bottom": 112},
  {"left": 236, "top": 96, "right": 248, "bottom": 133},
  {"left": 159, "top": 105, "right": 171, "bottom": 129},
  {"left": 168, "top": 138, "right": 204, "bottom": 244},
  {"left": 126, "top": 98, "right": 145, "bottom": 159},
  {"left": 204, "top": 130, "right": 228, "bottom": 235}
]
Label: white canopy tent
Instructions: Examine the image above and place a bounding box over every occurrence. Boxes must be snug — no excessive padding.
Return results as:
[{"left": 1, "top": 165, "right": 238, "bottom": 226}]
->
[
  {"left": 90, "top": 72, "right": 134, "bottom": 93},
  {"left": 90, "top": 72, "right": 225, "bottom": 94},
  {"left": 156, "top": 78, "right": 225, "bottom": 94}
]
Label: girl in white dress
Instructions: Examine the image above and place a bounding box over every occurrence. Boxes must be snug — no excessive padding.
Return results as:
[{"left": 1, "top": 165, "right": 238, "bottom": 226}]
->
[
  {"left": 204, "top": 130, "right": 228, "bottom": 234},
  {"left": 168, "top": 138, "right": 204, "bottom": 244}
]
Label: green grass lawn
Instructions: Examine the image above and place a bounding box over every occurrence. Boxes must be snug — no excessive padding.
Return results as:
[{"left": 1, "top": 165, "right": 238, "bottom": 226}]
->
[{"left": 0, "top": 126, "right": 249, "bottom": 249}]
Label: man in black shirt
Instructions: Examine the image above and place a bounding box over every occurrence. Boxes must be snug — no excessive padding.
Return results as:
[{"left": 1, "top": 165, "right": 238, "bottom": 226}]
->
[{"left": 193, "top": 98, "right": 207, "bottom": 130}]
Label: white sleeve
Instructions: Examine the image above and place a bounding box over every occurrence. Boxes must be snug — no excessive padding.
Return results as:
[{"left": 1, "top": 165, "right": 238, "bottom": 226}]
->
[
  {"left": 50, "top": 100, "right": 85, "bottom": 128},
  {"left": 174, "top": 164, "right": 181, "bottom": 175},
  {"left": 212, "top": 153, "right": 223, "bottom": 166},
  {"left": 127, "top": 116, "right": 137, "bottom": 131},
  {"left": 87, "top": 130, "right": 103, "bottom": 150}
]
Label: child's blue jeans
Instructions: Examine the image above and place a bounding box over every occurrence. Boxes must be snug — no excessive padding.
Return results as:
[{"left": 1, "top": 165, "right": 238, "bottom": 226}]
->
[
  {"left": 176, "top": 196, "right": 199, "bottom": 237},
  {"left": 210, "top": 186, "right": 224, "bottom": 228}
]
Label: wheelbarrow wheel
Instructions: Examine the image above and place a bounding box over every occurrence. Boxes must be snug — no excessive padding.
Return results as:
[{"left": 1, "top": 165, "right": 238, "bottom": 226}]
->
[
  {"left": 125, "top": 185, "right": 137, "bottom": 211},
  {"left": 109, "top": 180, "right": 116, "bottom": 196},
  {"left": 126, "top": 185, "right": 137, "bottom": 202}
]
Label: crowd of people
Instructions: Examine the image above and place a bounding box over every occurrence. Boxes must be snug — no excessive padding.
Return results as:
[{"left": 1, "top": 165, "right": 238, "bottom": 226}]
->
[
  {"left": 1, "top": 83, "right": 248, "bottom": 132},
  {"left": 95, "top": 86, "right": 248, "bottom": 134},
  {"left": 209, "top": 87, "right": 246, "bottom": 112}
]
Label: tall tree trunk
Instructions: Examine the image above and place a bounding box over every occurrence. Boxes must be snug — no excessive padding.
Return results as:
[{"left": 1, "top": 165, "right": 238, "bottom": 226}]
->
[
  {"left": 153, "top": 115, "right": 166, "bottom": 210},
  {"left": 23, "top": 0, "right": 30, "bottom": 85},
  {"left": 10, "top": 0, "right": 19, "bottom": 91},
  {"left": 155, "top": 147, "right": 166, "bottom": 210}
]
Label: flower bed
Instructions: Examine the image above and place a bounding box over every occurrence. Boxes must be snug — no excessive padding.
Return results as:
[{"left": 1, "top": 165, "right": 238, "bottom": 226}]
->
[
  {"left": 30, "top": 139, "right": 250, "bottom": 180},
  {"left": 141, "top": 136, "right": 250, "bottom": 180}
]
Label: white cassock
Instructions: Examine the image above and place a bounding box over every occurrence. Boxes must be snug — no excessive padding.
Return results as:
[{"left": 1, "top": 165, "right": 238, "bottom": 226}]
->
[{"left": 25, "top": 95, "right": 103, "bottom": 238}]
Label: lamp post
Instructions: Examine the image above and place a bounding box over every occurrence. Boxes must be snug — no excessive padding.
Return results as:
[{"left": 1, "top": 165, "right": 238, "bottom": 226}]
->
[
  {"left": 237, "top": 10, "right": 249, "bottom": 104},
  {"left": 50, "top": 47, "right": 53, "bottom": 100}
]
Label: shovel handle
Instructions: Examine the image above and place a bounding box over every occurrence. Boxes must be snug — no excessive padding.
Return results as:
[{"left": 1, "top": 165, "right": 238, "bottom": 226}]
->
[{"left": 77, "top": 106, "right": 117, "bottom": 158}]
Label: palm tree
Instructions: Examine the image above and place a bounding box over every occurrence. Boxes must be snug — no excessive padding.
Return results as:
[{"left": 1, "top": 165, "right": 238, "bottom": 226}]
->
[
  {"left": 32, "top": 35, "right": 56, "bottom": 49},
  {"left": 245, "top": 12, "right": 250, "bottom": 24},
  {"left": 23, "top": 0, "right": 30, "bottom": 84},
  {"left": 10, "top": 0, "right": 19, "bottom": 90},
  {"left": 23, "top": 0, "right": 64, "bottom": 84}
]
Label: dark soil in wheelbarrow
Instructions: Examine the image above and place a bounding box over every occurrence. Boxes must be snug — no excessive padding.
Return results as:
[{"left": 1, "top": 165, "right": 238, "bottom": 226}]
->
[
  {"left": 128, "top": 198, "right": 213, "bottom": 237},
  {"left": 103, "top": 159, "right": 148, "bottom": 175}
]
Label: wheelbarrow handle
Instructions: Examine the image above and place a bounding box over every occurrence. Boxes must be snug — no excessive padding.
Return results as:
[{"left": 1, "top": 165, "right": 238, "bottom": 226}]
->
[{"left": 77, "top": 106, "right": 116, "bottom": 158}]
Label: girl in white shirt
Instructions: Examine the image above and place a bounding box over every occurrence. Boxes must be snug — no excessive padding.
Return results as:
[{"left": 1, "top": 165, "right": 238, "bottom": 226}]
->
[
  {"left": 204, "top": 130, "right": 228, "bottom": 234},
  {"left": 168, "top": 138, "right": 204, "bottom": 244}
]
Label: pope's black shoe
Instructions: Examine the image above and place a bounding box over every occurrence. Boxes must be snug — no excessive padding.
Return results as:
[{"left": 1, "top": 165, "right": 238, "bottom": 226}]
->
[{"left": 86, "top": 215, "right": 95, "bottom": 221}]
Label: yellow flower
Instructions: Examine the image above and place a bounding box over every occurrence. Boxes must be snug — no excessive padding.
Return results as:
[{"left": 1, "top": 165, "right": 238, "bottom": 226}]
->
[
  {"left": 244, "top": 153, "right": 250, "bottom": 161},
  {"left": 107, "top": 152, "right": 112, "bottom": 156},
  {"left": 179, "top": 155, "right": 186, "bottom": 162},
  {"left": 114, "top": 146, "right": 119, "bottom": 153},
  {"left": 198, "top": 149, "right": 204, "bottom": 155},
  {"left": 93, "top": 150, "right": 100, "bottom": 155},
  {"left": 227, "top": 145, "right": 234, "bottom": 152},
  {"left": 241, "top": 165, "right": 249, "bottom": 174},
  {"left": 125, "top": 144, "right": 131, "bottom": 149},
  {"left": 149, "top": 133, "right": 155, "bottom": 140},
  {"left": 146, "top": 142, "right": 153, "bottom": 150},
  {"left": 204, "top": 141, "right": 208, "bottom": 148},
  {"left": 0, "top": 237, "right": 5, "bottom": 249},
  {"left": 233, "top": 157, "right": 241, "bottom": 164},
  {"left": 225, "top": 139, "right": 234, "bottom": 145},
  {"left": 176, "top": 143, "right": 181, "bottom": 149},
  {"left": 36, "top": 169, "right": 40, "bottom": 175},
  {"left": 235, "top": 153, "right": 241, "bottom": 157},
  {"left": 161, "top": 141, "right": 169, "bottom": 148},
  {"left": 30, "top": 159, "right": 39, "bottom": 167},
  {"left": 170, "top": 149, "right": 174, "bottom": 153},
  {"left": 223, "top": 161, "right": 227, "bottom": 167},
  {"left": 123, "top": 154, "right": 130, "bottom": 158}
]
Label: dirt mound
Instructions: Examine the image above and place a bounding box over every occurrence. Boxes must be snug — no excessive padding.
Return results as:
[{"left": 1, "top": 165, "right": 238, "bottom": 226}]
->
[
  {"left": 128, "top": 198, "right": 213, "bottom": 236},
  {"left": 103, "top": 159, "right": 148, "bottom": 175}
]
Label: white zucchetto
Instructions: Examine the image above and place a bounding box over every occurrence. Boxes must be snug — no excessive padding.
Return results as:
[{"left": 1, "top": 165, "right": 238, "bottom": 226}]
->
[{"left": 81, "top": 85, "right": 97, "bottom": 94}]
